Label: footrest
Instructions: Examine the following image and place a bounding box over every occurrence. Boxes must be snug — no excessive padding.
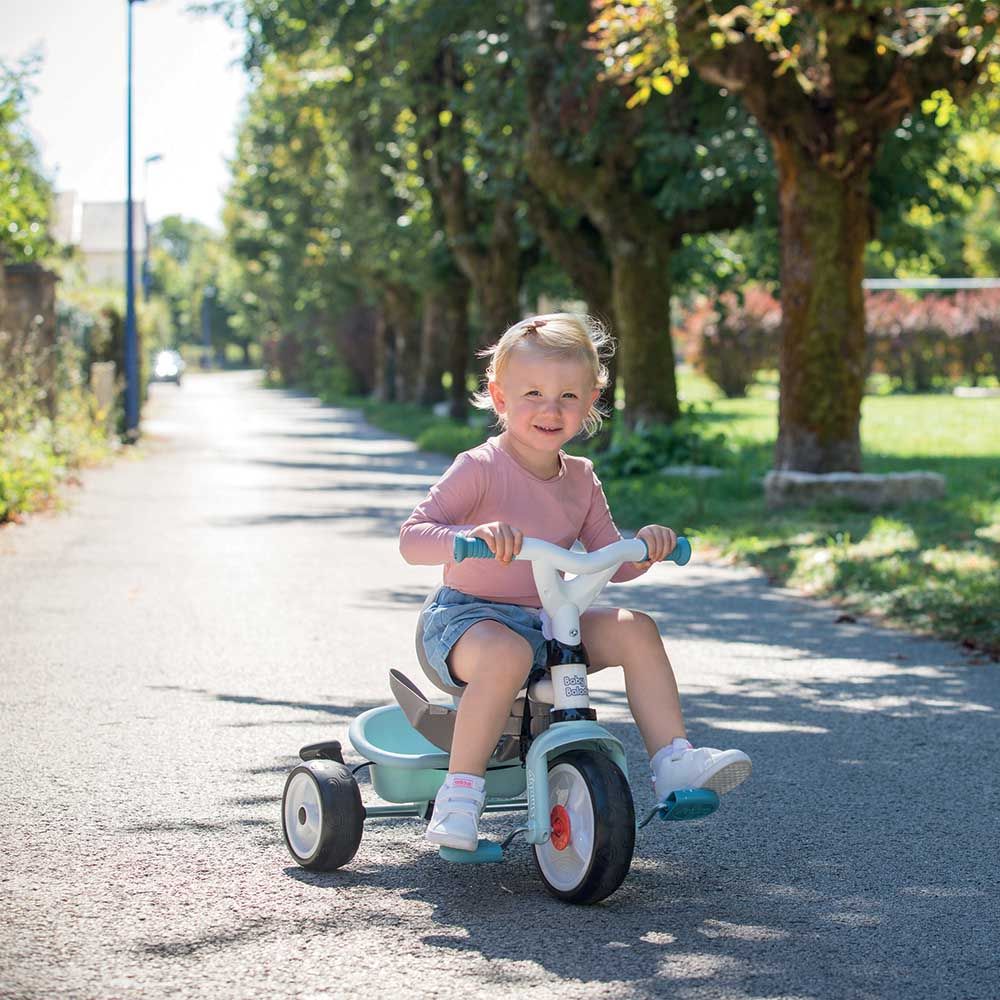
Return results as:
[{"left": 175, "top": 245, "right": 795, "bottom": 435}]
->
[
  {"left": 638, "top": 787, "right": 720, "bottom": 829},
  {"left": 438, "top": 839, "right": 504, "bottom": 864}
]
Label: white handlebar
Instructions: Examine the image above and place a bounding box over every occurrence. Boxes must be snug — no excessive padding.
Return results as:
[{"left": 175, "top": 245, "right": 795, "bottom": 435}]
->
[{"left": 514, "top": 536, "right": 648, "bottom": 577}]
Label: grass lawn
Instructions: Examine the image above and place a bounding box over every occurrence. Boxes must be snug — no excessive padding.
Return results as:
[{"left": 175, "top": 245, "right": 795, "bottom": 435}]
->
[{"left": 341, "top": 371, "right": 1000, "bottom": 659}]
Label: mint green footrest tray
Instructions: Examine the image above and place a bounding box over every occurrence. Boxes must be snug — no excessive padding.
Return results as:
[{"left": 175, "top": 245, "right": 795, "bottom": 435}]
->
[
  {"left": 439, "top": 840, "right": 504, "bottom": 864},
  {"left": 638, "top": 788, "right": 720, "bottom": 829}
]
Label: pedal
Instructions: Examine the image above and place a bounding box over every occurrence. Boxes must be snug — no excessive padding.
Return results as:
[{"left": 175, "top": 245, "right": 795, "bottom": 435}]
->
[
  {"left": 638, "top": 788, "right": 719, "bottom": 829},
  {"left": 438, "top": 839, "right": 504, "bottom": 864}
]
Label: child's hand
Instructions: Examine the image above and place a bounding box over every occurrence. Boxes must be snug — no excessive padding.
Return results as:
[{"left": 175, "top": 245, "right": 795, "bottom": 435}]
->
[
  {"left": 469, "top": 522, "right": 523, "bottom": 565},
  {"left": 634, "top": 525, "right": 678, "bottom": 568}
]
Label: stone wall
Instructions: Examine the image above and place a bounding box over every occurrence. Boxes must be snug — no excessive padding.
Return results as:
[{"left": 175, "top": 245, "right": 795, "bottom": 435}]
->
[{"left": 0, "top": 262, "right": 59, "bottom": 416}]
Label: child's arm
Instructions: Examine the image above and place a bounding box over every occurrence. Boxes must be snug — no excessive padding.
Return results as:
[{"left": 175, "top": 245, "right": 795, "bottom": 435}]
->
[{"left": 399, "top": 452, "right": 483, "bottom": 565}]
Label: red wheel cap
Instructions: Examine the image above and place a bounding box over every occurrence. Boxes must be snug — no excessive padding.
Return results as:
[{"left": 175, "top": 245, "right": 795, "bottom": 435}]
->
[{"left": 550, "top": 804, "right": 571, "bottom": 851}]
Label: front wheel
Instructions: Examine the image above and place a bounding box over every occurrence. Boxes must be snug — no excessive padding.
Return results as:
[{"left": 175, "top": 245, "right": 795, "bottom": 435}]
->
[
  {"left": 281, "top": 759, "right": 365, "bottom": 870},
  {"left": 532, "top": 749, "right": 635, "bottom": 904}
]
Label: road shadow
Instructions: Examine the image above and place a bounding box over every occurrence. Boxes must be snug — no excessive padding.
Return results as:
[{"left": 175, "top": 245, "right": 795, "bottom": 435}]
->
[
  {"left": 132, "top": 383, "right": 997, "bottom": 996},
  {"left": 149, "top": 684, "right": 381, "bottom": 720},
  {"left": 132, "top": 658, "right": 999, "bottom": 998},
  {"left": 256, "top": 684, "right": 998, "bottom": 999}
]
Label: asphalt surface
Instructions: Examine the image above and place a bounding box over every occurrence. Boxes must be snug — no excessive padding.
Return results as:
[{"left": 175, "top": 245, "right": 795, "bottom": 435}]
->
[{"left": 1, "top": 371, "right": 997, "bottom": 1000}]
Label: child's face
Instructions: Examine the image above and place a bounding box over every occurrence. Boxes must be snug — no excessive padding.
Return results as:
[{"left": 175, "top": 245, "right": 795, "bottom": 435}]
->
[{"left": 489, "top": 343, "right": 600, "bottom": 453}]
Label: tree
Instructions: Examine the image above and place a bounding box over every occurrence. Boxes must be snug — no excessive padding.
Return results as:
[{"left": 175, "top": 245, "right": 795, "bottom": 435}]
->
[
  {"left": 592, "top": 2, "right": 999, "bottom": 471},
  {"left": 149, "top": 216, "right": 242, "bottom": 357},
  {"left": 525, "top": 0, "right": 767, "bottom": 426},
  {"left": 229, "top": 3, "right": 479, "bottom": 405},
  {"left": 0, "top": 56, "right": 55, "bottom": 265}
]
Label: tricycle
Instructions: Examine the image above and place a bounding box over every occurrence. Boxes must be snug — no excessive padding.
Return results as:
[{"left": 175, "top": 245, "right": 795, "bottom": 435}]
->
[{"left": 281, "top": 532, "right": 721, "bottom": 904}]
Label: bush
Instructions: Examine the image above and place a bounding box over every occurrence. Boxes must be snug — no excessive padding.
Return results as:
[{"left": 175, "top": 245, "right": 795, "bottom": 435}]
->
[
  {"left": 306, "top": 359, "right": 356, "bottom": 400},
  {"left": 679, "top": 286, "right": 781, "bottom": 398},
  {"left": 416, "top": 422, "right": 487, "bottom": 456},
  {"left": 594, "top": 414, "right": 735, "bottom": 479},
  {"left": 866, "top": 289, "right": 999, "bottom": 391},
  {"left": 0, "top": 324, "right": 111, "bottom": 522},
  {"left": 680, "top": 285, "right": 999, "bottom": 396}
]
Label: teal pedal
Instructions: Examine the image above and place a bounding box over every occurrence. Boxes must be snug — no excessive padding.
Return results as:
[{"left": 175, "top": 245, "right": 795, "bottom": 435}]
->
[
  {"left": 439, "top": 839, "right": 504, "bottom": 864},
  {"left": 638, "top": 788, "right": 719, "bottom": 829}
]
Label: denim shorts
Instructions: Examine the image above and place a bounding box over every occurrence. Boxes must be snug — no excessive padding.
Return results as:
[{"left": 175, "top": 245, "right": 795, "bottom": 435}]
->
[{"left": 419, "top": 586, "right": 550, "bottom": 689}]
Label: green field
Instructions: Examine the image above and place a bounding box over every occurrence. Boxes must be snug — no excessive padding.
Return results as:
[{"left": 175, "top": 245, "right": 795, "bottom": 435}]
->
[{"left": 346, "top": 372, "right": 1000, "bottom": 659}]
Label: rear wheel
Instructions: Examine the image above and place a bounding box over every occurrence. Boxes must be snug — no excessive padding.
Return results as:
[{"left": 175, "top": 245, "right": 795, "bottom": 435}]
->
[
  {"left": 532, "top": 749, "right": 635, "bottom": 904},
  {"left": 281, "top": 759, "right": 365, "bottom": 871}
]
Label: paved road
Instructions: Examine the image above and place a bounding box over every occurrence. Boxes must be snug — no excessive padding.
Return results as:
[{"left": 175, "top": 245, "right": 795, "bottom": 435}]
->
[{"left": 2, "top": 372, "right": 997, "bottom": 1000}]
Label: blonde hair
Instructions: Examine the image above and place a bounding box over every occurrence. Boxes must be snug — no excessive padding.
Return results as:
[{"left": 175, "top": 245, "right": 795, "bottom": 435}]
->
[{"left": 470, "top": 313, "right": 614, "bottom": 438}]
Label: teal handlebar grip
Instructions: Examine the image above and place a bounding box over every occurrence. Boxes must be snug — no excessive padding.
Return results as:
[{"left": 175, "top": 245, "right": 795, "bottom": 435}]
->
[
  {"left": 667, "top": 536, "right": 692, "bottom": 566},
  {"left": 640, "top": 535, "right": 692, "bottom": 566},
  {"left": 453, "top": 535, "right": 495, "bottom": 563}
]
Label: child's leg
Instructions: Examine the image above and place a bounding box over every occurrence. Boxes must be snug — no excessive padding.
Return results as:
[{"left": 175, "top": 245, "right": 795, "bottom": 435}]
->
[
  {"left": 446, "top": 620, "right": 535, "bottom": 776},
  {"left": 425, "top": 621, "right": 534, "bottom": 850},
  {"left": 580, "top": 607, "right": 686, "bottom": 756},
  {"left": 581, "top": 607, "right": 751, "bottom": 799}
]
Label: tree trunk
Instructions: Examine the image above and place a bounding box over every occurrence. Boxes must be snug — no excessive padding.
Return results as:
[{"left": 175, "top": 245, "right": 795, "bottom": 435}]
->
[
  {"left": 450, "top": 196, "right": 521, "bottom": 347},
  {"left": 372, "top": 308, "right": 394, "bottom": 402},
  {"left": 521, "top": 184, "right": 618, "bottom": 433},
  {"left": 607, "top": 228, "right": 679, "bottom": 427},
  {"left": 416, "top": 290, "right": 448, "bottom": 406},
  {"left": 524, "top": 0, "right": 682, "bottom": 429},
  {"left": 773, "top": 139, "right": 870, "bottom": 472},
  {"left": 442, "top": 269, "right": 471, "bottom": 421},
  {"left": 384, "top": 284, "right": 420, "bottom": 404},
  {"left": 418, "top": 45, "right": 522, "bottom": 352},
  {"left": 417, "top": 264, "right": 471, "bottom": 416}
]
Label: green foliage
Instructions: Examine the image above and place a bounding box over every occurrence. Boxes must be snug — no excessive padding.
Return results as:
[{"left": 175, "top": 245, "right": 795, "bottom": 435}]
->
[
  {"left": 602, "top": 378, "right": 1000, "bottom": 658},
  {"left": 303, "top": 358, "right": 357, "bottom": 401},
  {"left": 416, "top": 421, "right": 488, "bottom": 456},
  {"left": 148, "top": 216, "right": 241, "bottom": 359},
  {"left": 348, "top": 372, "right": 1000, "bottom": 657},
  {"left": 593, "top": 413, "right": 735, "bottom": 478},
  {"left": 0, "top": 56, "right": 55, "bottom": 264},
  {"left": 0, "top": 325, "right": 112, "bottom": 522}
]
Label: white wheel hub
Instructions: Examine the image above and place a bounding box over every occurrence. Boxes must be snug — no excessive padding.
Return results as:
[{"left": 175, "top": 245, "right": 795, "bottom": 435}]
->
[
  {"left": 534, "top": 762, "right": 595, "bottom": 892},
  {"left": 284, "top": 771, "right": 323, "bottom": 860}
]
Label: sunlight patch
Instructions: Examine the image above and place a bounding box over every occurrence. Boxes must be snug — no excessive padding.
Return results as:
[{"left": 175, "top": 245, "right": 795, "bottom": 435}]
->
[
  {"left": 692, "top": 718, "right": 829, "bottom": 734},
  {"left": 699, "top": 919, "right": 790, "bottom": 942}
]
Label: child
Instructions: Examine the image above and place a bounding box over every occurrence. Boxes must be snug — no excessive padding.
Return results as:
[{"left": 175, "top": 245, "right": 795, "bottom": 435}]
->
[{"left": 399, "top": 313, "right": 751, "bottom": 851}]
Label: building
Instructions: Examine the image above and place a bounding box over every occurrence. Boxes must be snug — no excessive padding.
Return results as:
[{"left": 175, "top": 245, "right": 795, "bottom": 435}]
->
[{"left": 53, "top": 191, "right": 147, "bottom": 289}]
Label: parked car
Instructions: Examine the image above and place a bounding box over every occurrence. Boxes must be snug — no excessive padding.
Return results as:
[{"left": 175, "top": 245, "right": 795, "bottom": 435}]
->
[{"left": 151, "top": 350, "right": 185, "bottom": 386}]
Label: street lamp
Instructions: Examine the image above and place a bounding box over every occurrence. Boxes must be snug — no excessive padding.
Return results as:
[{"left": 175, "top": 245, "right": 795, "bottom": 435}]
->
[
  {"left": 124, "top": 0, "right": 150, "bottom": 440},
  {"left": 142, "top": 153, "right": 163, "bottom": 301}
]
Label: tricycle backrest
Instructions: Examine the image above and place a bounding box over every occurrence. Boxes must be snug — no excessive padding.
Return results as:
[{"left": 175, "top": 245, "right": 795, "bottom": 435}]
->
[{"left": 415, "top": 586, "right": 467, "bottom": 698}]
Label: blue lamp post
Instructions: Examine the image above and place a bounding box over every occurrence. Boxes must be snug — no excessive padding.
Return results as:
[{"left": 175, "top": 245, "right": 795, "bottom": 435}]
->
[{"left": 124, "top": 0, "right": 149, "bottom": 440}]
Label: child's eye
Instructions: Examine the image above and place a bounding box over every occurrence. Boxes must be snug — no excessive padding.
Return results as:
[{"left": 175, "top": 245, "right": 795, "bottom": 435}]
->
[{"left": 562, "top": 393, "right": 578, "bottom": 399}]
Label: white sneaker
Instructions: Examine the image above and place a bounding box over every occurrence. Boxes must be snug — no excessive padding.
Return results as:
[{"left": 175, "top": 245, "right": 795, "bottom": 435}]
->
[
  {"left": 425, "top": 777, "right": 486, "bottom": 852},
  {"left": 653, "top": 743, "right": 752, "bottom": 802}
]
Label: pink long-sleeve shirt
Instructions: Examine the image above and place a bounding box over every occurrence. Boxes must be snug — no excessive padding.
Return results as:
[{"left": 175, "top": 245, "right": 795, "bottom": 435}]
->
[{"left": 399, "top": 435, "right": 648, "bottom": 606}]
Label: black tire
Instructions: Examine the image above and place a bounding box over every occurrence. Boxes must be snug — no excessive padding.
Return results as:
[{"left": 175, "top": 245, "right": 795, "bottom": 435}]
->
[
  {"left": 532, "top": 749, "right": 635, "bottom": 905},
  {"left": 281, "top": 759, "right": 365, "bottom": 871}
]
